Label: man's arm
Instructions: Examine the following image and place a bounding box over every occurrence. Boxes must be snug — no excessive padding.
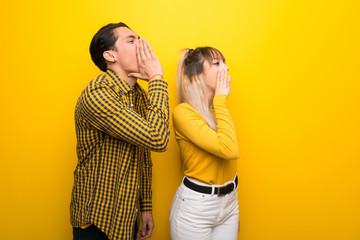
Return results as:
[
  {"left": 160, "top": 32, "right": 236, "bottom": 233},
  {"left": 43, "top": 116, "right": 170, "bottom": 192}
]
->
[
  {"left": 137, "top": 150, "right": 154, "bottom": 239},
  {"left": 82, "top": 38, "right": 169, "bottom": 151},
  {"left": 139, "top": 150, "right": 152, "bottom": 212},
  {"left": 82, "top": 79, "right": 169, "bottom": 152}
]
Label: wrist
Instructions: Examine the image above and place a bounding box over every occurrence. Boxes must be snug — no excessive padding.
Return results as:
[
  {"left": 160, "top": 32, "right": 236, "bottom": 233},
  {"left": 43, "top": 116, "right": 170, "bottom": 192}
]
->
[
  {"left": 149, "top": 73, "right": 163, "bottom": 80},
  {"left": 213, "top": 94, "right": 228, "bottom": 101}
]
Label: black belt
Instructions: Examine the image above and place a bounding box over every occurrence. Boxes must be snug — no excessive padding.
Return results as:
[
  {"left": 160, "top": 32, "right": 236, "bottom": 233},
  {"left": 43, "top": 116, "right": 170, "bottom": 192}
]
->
[{"left": 183, "top": 176, "right": 238, "bottom": 196}]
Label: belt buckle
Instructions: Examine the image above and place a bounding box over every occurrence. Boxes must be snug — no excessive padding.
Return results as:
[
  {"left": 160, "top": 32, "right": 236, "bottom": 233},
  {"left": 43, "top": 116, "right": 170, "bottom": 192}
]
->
[
  {"left": 217, "top": 189, "right": 225, "bottom": 196},
  {"left": 217, "top": 185, "right": 228, "bottom": 197}
]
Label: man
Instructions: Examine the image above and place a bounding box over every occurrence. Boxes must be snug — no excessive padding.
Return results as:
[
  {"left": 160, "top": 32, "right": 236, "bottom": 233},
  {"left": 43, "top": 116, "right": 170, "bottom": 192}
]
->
[{"left": 70, "top": 22, "right": 169, "bottom": 240}]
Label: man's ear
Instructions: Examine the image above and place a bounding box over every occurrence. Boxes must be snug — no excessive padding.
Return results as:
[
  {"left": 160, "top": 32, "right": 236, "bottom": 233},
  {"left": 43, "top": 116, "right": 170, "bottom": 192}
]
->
[{"left": 103, "top": 51, "right": 116, "bottom": 63}]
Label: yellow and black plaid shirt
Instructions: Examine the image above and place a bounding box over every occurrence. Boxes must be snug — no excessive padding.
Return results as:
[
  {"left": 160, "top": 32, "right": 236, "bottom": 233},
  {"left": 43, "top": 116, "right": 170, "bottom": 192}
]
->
[{"left": 70, "top": 70, "right": 169, "bottom": 239}]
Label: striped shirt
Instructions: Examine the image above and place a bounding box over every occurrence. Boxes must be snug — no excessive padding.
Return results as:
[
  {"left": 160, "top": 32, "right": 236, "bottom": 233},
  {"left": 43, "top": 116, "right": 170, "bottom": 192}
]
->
[{"left": 70, "top": 70, "right": 169, "bottom": 239}]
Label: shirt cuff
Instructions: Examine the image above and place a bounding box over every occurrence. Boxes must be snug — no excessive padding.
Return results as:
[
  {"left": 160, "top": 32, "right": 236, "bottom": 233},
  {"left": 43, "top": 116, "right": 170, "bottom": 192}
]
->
[
  {"left": 140, "top": 199, "right": 152, "bottom": 212},
  {"left": 148, "top": 79, "right": 168, "bottom": 95},
  {"left": 213, "top": 94, "right": 227, "bottom": 106}
]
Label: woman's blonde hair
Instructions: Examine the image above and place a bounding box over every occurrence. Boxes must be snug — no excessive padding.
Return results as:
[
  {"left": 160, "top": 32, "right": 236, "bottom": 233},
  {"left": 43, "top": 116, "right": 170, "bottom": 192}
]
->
[{"left": 176, "top": 47, "right": 225, "bottom": 131}]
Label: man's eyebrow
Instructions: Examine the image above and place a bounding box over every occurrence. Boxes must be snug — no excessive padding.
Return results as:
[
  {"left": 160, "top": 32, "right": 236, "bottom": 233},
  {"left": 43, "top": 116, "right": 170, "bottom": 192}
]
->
[{"left": 125, "top": 35, "right": 140, "bottom": 39}]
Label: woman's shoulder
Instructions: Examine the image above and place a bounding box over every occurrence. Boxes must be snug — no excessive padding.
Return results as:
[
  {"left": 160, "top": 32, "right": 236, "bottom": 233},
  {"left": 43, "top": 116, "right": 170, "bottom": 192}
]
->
[
  {"left": 174, "top": 103, "right": 195, "bottom": 114},
  {"left": 173, "top": 103, "right": 199, "bottom": 121}
]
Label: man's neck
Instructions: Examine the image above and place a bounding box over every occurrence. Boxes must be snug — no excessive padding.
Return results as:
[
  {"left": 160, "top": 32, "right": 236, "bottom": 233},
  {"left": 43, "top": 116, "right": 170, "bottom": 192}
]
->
[{"left": 108, "top": 67, "right": 137, "bottom": 87}]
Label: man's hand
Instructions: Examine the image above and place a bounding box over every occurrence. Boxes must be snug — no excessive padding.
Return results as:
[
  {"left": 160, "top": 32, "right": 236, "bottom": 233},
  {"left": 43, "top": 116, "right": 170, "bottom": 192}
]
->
[
  {"left": 137, "top": 212, "right": 154, "bottom": 240},
  {"left": 128, "top": 38, "right": 163, "bottom": 81}
]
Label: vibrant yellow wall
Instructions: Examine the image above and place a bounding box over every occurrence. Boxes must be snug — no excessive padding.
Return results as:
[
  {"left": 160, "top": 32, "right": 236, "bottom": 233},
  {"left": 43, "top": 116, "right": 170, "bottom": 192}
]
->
[{"left": 1, "top": 0, "right": 359, "bottom": 239}]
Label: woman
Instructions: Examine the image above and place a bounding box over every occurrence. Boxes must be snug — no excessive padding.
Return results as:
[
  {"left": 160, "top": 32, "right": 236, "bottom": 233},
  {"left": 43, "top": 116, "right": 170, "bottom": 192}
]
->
[{"left": 170, "top": 47, "right": 240, "bottom": 240}]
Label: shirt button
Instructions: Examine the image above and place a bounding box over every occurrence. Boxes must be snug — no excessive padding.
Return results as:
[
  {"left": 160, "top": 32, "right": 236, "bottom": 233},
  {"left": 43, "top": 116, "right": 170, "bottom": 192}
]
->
[
  {"left": 135, "top": 208, "right": 138, "bottom": 212},
  {"left": 137, "top": 185, "right": 140, "bottom": 189},
  {"left": 130, "top": 103, "right": 134, "bottom": 107}
]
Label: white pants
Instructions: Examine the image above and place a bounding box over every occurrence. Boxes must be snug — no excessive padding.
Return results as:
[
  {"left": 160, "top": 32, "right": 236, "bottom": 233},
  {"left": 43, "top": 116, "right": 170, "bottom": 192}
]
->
[{"left": 170, "top": 177, "right": 239, "bottom": 240}]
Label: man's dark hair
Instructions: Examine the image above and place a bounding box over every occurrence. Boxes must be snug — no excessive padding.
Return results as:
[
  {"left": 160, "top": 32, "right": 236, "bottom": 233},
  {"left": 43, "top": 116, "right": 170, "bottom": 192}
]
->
[{"left": 90, "top": 22, "right": 130, "bottom": 72}]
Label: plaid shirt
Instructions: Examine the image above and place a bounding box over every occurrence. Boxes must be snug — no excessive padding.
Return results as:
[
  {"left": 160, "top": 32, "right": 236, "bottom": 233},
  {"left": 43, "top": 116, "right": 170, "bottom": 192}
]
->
[{"left": 70, "top": 70, "right": 169, "bottom": 239}]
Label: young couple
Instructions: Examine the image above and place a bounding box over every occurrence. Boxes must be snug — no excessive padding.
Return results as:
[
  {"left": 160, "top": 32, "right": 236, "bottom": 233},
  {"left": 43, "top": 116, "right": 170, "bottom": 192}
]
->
[{"left": 70, "top": 22, "right": 239, "bottom": 240}]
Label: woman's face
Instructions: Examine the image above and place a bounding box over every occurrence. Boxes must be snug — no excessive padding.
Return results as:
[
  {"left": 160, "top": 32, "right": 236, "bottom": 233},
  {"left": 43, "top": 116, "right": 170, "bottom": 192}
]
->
[{"left": 203, "top": 58, "right": 229, "bottom": 93}]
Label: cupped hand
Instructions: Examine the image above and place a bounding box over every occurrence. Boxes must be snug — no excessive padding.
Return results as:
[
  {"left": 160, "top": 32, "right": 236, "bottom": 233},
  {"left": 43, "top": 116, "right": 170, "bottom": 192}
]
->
[
  {"left": 128, "top": 38, "right": 163, "bottom": 81},
  {"left": 214, "top": 64, "right": 231, "bottom": 96}
]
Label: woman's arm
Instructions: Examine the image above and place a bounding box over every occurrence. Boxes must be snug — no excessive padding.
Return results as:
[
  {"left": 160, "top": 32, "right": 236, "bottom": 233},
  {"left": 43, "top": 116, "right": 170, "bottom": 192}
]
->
[
  {"left": 173, "top": 64, "right": 239, "bottom": 159},
  {"left": 173, "top": 95, "right": 239, "bottom": 160}
]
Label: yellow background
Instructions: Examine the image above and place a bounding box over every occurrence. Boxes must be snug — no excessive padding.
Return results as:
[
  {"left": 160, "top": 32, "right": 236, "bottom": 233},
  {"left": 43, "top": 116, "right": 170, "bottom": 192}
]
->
[{"left": 1, "top": 0, "right": 359, "bottom": 239}]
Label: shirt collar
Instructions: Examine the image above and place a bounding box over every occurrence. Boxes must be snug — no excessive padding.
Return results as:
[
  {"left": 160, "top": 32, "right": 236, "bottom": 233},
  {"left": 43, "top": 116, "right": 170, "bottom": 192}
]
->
[{"left": 105, "top": 69, "right": 133, "bottom": 94}]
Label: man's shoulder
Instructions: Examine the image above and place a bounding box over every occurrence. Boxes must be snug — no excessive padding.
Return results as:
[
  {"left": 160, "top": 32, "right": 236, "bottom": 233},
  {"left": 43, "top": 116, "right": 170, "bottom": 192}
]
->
[
  {"left": 79, "top": 73, "right": 115, "bottom": 98},
  {"left": 76, "top": 73, "right": 113, "bottom": 106},
  {"left": 88, "top": 72, "right": 110, "bottom": 89}
]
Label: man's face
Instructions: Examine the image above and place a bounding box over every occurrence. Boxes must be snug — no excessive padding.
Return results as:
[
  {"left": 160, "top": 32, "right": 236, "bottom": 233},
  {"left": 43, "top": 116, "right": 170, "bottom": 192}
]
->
[{"left": 112, "top": 27, "right": 140, "bottom": 74}]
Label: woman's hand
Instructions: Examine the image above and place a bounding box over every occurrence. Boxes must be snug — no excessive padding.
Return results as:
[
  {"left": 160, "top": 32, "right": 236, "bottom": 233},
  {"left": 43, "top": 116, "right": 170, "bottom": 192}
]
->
[
  {"left": 128, "top": 38, "right": 163, "bottom": 81},
  {"left": 214, "top": 64, "right": 231, "bottom": 96}
]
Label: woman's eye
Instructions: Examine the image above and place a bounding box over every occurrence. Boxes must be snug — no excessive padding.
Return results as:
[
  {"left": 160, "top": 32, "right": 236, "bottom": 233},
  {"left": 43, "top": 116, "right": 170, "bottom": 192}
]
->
[{"left": 213, "top": 62, "right": 220, "bottom": 66}]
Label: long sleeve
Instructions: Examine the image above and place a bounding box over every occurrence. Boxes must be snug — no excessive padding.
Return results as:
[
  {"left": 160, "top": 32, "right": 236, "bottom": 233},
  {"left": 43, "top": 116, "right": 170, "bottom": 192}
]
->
[
  {"left": 82, "top": 78, "right": 170, "bottom": 152},
  {"left": 173, "top": 94, "right": 239, "bottom": 160},
  {"left": 139, "top": 149, "right": 152, "bottom": 212},
  {"left": 72, "top": 72, "right": 169, "bottom": 239}
]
